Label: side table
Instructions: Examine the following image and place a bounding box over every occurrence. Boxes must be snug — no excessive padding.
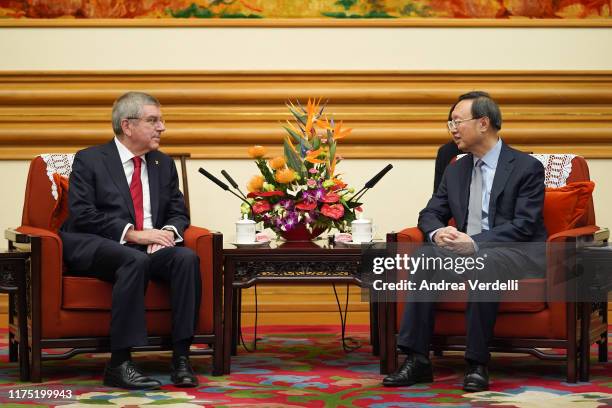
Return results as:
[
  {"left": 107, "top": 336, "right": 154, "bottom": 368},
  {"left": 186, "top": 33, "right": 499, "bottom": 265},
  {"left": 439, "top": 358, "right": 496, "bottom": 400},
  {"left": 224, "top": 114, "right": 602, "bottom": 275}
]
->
[
  {"left": 1, "top": 249, "right": 31, "bottom": 381},
  {"left": 576, "top": 242, "right": 611, "bottom": 382},
  {"left": 222, "top": 239, "right": 382, "bottom": 375}
]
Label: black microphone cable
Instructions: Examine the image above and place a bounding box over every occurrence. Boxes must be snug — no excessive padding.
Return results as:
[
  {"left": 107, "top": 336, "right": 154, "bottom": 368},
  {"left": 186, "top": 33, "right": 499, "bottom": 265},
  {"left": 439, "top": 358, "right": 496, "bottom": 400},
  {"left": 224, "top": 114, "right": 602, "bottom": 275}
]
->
[
  {"left": 332, "top": 283, "right": 361, "bottom": 353},
  {"left": 239, "top": 285, "right": 260, "bottom": 352}
]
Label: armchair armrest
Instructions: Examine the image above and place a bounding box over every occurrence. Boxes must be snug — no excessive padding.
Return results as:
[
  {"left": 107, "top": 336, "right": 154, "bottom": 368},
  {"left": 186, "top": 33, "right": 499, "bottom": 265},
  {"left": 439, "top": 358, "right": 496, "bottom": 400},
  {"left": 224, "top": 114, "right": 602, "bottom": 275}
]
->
[
  {"left": 547, "top": 225, "right": 601, "bottom": 245},
  {"left": 387, "top": 227, "right": 424, "bottom": 243},
  {"left": 183, "top": 225, "right": 223, "bottom": 335},
  {"left": 12, "top": 225, "right": 64, "bottom": 330}
]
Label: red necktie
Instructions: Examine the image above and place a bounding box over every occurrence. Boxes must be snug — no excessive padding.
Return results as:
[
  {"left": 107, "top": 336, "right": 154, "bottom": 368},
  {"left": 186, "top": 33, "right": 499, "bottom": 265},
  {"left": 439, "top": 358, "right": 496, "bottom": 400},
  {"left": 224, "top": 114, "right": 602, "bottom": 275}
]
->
[{"left": 130, "top": 157, "right": 144, "bottom": 231}]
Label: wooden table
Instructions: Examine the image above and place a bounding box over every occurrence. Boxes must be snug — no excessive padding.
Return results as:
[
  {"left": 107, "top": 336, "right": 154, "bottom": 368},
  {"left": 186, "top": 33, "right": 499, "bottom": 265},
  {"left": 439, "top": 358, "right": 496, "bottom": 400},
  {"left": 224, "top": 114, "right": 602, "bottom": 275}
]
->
[
  {"left": 1, "top": 249, "right": 31, "bottom": 381},
  {"left": 222, "top": 239, "right": 382, "bottom": 374},
  {"left": 576, "top": 243, "right": 611, "bottom": 381}
]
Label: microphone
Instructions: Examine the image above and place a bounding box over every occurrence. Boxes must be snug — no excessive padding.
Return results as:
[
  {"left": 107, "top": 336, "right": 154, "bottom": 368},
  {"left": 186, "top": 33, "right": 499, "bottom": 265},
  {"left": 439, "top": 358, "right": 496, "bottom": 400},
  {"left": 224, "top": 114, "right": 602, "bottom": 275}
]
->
[
  {"left": 199, "top": 167, "right": 253, "bottom": 214},
  {"left": 221, "top": 169, "right": 248, "bottom": 200},
  {"left": 365, "top": 164, "right": 393, "bottom": 189},
  {"left": 349, "top": 164, "right": 393, "bottom": 203}
]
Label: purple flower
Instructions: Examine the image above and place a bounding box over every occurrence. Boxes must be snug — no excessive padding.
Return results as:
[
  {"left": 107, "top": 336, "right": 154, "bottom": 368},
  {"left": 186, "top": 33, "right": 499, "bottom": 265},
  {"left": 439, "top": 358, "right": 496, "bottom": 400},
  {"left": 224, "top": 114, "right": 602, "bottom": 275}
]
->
[
  {"left": 281, "top": 211, "right": 299, "bottom": 231},
  {"left": 314, "top": 188, "right": 325, "bottom": 201},
  {"left": 279, "top": 199, "right": 294, "bottom": 209}
]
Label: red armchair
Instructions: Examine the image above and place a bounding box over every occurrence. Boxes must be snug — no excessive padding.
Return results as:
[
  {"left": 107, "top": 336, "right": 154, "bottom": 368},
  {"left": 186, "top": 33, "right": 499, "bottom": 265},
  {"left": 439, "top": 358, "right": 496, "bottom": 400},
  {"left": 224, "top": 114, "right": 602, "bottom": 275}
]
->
[
  {"left": 380, "top": 154, "right": 607, "bottom": 383},
  {"left": 6, "top": 154, "right": 224, "bottom": 381}
]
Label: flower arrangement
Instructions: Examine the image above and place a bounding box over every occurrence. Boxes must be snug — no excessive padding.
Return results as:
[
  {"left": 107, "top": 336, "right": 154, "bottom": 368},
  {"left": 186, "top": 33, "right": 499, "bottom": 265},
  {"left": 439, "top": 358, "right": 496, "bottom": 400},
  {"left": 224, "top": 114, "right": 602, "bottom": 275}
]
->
[{"left": 243, "top": 99, "right": 362, "bottom": 238}]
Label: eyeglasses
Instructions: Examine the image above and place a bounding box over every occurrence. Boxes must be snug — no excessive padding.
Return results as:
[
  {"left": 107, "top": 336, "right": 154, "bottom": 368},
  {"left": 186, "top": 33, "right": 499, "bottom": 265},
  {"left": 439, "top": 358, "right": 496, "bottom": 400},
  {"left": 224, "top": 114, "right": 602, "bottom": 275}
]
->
[
  {"left": 447, "top": 117, "right": 478, "bottom": 131},
  {"left": 126, "top": 116, "right": 165, "bottom": 127}
]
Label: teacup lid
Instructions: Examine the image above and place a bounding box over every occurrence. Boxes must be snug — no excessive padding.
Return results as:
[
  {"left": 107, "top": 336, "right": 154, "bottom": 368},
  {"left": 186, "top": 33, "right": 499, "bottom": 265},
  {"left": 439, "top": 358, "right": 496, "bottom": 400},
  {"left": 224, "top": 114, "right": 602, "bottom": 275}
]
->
[
  {"left": 236, "top": 214, "right": 256, "bottom": 224},
  {"left": 352, "top": 218, "right": 371, "bottom": 224}
]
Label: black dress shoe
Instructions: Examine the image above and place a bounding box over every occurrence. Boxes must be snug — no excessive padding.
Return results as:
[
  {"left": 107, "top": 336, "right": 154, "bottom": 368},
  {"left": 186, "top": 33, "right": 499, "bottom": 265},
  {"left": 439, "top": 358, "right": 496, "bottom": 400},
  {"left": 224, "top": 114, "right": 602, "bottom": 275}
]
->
[
  {"left": 382, "top": 354, "right": 433, "bottom": 387},
  {"left": 103, "top": 361, "right": 161, "bottom": 390},
  {"left": 463, "top": 363, "right": 489, "bottom": 392},
  {"left": 171, "top": 356, "right": 198, "bottom": 387}
]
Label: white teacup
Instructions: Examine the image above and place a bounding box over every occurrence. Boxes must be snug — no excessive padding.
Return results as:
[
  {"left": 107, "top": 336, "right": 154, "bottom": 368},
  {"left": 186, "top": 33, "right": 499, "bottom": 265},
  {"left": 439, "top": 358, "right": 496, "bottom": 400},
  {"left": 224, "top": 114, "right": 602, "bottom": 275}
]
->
[
  {"left": 235, "top": 218, "right": 256, "bottom": 244},
  {"left": 351, "top": 219, "right": 374, "bottom": 243}
]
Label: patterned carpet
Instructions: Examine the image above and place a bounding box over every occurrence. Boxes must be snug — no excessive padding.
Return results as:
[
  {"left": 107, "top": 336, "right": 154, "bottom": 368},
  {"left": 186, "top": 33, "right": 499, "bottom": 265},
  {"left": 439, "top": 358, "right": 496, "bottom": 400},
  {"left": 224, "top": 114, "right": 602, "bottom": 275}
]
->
[{"left": 1, "top": 325, "right": 611, "bottom": 407}]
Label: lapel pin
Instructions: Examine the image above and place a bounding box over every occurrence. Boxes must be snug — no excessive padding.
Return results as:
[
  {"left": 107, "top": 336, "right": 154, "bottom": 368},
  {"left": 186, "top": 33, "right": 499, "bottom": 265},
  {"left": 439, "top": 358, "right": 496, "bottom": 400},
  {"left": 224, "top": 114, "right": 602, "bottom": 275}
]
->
[{"left": 155, "top": 160, "right": 159, "bottom": 165}]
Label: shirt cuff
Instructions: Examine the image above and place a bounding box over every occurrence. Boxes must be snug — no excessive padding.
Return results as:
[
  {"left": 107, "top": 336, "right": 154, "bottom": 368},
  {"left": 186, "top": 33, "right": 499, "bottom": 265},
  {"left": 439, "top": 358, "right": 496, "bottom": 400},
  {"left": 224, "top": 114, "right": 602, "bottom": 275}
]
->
[
  {"left": 472, "top": 239, "right": 479, "bottom": 253},
  {"left": 162, "top": 225, "right": 183, "bottom": 243},
  {"left": 120, "top": 223, "right": 133, "bottom": 244},
  {"left": 429, "top": 227, "right": 444, "bottom": 244}
]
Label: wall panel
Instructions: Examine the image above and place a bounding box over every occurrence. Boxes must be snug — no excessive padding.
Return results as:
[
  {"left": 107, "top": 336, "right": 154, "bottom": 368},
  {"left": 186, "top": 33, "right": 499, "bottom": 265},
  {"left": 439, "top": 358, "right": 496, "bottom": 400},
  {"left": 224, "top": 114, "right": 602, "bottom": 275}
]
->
[{"left": 1, "top": 71, "right": 611, "bottom": 159}]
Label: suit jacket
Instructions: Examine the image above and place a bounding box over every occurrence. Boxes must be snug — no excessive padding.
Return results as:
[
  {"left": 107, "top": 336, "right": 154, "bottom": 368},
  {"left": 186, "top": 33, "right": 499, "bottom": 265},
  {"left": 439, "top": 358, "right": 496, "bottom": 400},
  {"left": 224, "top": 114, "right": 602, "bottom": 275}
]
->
[
  {"left": 60, "top": 140, "right": 189, "bottom": 272},
  {"left": 418, "top": 142, "right": 547, "bottom": 265}
]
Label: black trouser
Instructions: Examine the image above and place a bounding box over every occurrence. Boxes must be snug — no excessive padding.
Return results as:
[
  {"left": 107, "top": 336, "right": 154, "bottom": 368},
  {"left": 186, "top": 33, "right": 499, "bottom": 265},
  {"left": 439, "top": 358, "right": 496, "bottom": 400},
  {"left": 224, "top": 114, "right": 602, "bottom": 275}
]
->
[
  {"left": 397, "top": 245, "right": 542, "bottom": 364},
  {"left": 75, "top": 240, "right": 201, "bottom": 351}
]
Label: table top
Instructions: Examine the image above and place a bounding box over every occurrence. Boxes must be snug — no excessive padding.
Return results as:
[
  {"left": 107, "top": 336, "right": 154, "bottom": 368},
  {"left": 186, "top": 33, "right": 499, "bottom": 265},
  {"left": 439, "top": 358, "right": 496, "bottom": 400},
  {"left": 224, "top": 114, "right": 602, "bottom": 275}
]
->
[
  {"left": 223, "top": 238, "right": 383, "bottom": 255},
  {"left": 0, "top": 249, "right": 30, "bottom": 259}
]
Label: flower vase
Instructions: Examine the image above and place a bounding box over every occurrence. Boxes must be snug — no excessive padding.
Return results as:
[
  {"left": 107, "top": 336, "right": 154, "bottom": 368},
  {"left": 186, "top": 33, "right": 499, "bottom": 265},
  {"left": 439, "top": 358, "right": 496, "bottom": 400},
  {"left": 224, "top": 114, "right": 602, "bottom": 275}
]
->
[{"left": 279, "top": 222, "right": 325, "bottom": 241}]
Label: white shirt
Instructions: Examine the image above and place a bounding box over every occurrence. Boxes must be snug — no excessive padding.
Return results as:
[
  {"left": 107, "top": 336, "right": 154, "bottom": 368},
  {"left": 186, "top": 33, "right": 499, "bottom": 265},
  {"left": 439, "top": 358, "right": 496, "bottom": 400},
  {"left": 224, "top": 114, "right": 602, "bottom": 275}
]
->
[{"left": 114, "top": 137, "right": 182, "bottom": 244}]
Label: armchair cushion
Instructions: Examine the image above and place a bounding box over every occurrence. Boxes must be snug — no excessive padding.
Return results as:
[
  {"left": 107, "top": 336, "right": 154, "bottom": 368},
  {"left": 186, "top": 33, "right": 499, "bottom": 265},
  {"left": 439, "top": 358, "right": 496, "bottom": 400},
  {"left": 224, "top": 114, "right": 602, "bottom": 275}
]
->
[
  {"left": 543, "top": 181, "right": 594, "bottom": 235},
  {"left": 49, "top": 173, "right": 69, "bottom": 231}
]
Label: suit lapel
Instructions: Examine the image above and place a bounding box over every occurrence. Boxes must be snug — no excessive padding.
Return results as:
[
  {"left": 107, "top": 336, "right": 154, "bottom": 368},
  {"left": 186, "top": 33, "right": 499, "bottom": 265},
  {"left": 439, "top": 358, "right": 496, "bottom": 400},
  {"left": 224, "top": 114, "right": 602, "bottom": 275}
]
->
[
  {"left": 488, "top": 143, "right": 515, "bottom": 225},
  {"left": 102, "top": 141, "right": 136, "bottom": 222},
  {"left": 146, "top": 152, "right": 160, "bottom": 227}
]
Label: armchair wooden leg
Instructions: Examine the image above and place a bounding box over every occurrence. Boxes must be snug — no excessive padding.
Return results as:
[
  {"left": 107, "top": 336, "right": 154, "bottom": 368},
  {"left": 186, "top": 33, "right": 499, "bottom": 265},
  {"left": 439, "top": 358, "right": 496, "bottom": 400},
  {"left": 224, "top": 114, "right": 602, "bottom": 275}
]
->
[
  {"left": 598, "top": 334, "right": 608, "bottom": 363},
  {"left": 369, "top": 289, "right": 379, "bottom": 356},
  {"left": 212, "top": 339, "right": 224, "bottom": 376},
  {"left": 30, "top": 341, "right": 42, "bottom": 383}
]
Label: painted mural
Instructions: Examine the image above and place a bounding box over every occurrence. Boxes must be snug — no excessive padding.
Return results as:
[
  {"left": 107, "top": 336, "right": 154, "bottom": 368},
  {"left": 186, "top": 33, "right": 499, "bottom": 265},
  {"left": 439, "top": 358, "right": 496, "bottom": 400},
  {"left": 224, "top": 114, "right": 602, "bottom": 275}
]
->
[{"left": 0, "top": 0, "right": 609, "bottom": 20}]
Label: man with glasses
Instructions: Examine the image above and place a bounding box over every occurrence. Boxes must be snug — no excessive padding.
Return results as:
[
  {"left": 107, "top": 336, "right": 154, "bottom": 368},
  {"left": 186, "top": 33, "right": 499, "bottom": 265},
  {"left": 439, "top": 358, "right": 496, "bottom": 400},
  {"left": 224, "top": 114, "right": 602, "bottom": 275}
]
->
[
  {"left": 60, "top": 92, "right": 200, "bottom": 389},
  {"left": 382, "top": 91, "right": 547, "bottom": 392}
]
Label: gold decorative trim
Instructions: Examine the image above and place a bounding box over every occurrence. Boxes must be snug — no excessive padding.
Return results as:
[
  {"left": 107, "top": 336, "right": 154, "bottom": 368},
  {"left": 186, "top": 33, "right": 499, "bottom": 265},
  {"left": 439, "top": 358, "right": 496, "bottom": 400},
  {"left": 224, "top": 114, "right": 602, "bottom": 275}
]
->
[
  {"left": 0, "top": 18, "right": 611, "bottom": 28},
  {"left": 1, "top": 71, "right": 612, "bottom": 159}
]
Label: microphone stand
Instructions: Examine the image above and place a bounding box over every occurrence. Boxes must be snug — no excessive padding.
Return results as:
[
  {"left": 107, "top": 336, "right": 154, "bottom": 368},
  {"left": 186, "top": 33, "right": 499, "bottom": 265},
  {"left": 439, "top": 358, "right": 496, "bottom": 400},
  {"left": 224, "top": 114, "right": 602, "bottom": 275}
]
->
[
  {"left": 199, "top": 168, "right": 254, "bottom": 215},
  {"left": 221, "top": 170, "right": 248, "bottom": 200},
  {"left": 347, "top": 164, "right": 393, "bottom": 203}
]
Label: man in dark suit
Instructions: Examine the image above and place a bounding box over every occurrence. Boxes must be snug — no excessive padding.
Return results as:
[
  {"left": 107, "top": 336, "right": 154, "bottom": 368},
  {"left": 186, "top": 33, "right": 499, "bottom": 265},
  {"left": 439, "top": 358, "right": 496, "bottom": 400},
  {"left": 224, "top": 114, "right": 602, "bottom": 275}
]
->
[
  {"left": 60, "top": 92, "right": 201, "bottom": 389},
  {"left": 382, "top": 91, "right": 547, "bottom": 392}
]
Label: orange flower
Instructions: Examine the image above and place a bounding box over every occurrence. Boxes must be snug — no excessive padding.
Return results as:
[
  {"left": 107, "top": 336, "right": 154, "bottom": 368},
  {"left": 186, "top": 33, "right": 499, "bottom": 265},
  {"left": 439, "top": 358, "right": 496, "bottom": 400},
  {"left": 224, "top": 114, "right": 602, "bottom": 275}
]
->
[
  {"left": 315, "top": 116, "right": 332, "bottom": 130},
  {"left": 333, "top": 121, "right": 352, "bottom": 140},
  {"left": 305, "top": 148, "right": 325, "bottom": 164},
  {"left": 248, "top": 145, "right": 267, "bottom": 159},
  {"left": 275, "top": 168, "right": 296, "bottom": 184},
  {"left": 247, "top": 175, "right": 264, "bottom": 192},
  {"left": 269, "top": 156, "right": 286, "bottom": 170},
  {"left": 305, "top": 98, "right": 321, "bottom": 136}
]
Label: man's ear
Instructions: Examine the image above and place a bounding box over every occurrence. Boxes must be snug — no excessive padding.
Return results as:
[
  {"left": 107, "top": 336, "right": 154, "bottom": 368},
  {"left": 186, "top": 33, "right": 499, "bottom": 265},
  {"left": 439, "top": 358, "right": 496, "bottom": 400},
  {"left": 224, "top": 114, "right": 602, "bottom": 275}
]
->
[
  {"left": 478, "top": 117, "right": 490, "bottom": 133},
  {"left": 120, "top": 118, "right": 131, "bottom": 137}
]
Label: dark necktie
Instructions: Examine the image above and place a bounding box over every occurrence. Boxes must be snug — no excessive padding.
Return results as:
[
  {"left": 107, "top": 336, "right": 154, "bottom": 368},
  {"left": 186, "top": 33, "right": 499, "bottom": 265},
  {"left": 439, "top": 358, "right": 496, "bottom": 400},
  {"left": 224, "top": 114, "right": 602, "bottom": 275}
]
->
[
  {"left": 466, "top": 159, "right": 483, "bottom": 236},
  {"left": 130, "top": 157, "right": 144, "bottom": 231}
]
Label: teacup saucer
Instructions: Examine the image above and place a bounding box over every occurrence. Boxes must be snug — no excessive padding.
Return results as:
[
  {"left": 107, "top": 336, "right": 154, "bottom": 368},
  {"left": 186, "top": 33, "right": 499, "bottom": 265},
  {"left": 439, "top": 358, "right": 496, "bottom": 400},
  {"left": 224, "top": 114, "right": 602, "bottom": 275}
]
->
[
  {"left": 335, "top": 240, "right": 372, "bottom": 248},
  {"left": 231, "top": 241, "right": 270, "bottom": 248}
]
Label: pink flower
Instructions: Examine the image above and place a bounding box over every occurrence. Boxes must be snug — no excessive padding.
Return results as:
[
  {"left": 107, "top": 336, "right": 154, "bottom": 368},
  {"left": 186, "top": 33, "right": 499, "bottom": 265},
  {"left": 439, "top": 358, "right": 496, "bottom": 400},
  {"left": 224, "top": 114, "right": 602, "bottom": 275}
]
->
[
  {"left": 252, "top": 200, "right": 271, "bottom": 214},
  {"left": 321, "top": 192, "right": 340, "bottom": 203},
  {"left": 308, "top": 168, "right": 318, "bottom": 174},
  {"left": 321, "top": 203, "right": 344, "bottom": 220},
  {"left": 248, "top": 191, "right": 284, "bottom": 198},
  {"left": 296, "top": 199, "right": 317, "bottom": 210},
  {"left": 307, "top": 179, "right": 317, "bottom": 187}
]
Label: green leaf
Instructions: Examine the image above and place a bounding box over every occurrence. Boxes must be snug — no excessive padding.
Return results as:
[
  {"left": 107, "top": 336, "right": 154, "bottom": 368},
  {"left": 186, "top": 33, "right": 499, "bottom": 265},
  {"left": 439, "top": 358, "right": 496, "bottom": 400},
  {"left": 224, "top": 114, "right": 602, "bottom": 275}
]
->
[
  {"left": 287, "top": 105, "right": 308, "bottom": 125},
  {"left": 283, "top": 126, "right": 312, "bottom": 151},
  {"left": 284, "top": 139, "right": 305, "bottom": 177},
  {"left": 312, "top": 135, "right": 321, "bottom": 150}
]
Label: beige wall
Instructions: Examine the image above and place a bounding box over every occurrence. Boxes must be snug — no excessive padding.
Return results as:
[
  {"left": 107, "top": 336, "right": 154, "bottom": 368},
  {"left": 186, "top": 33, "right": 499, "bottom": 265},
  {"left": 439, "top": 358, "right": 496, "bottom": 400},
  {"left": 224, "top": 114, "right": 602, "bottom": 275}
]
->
[
  {"left": 1, "top": 158, "right": 611, "bottom": 247},
  {"left": 1, "top": 27, "right": 612, "bottom": 70},
  {"left": 0, "top": 26, "right": 611, "bottom": 244}
]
